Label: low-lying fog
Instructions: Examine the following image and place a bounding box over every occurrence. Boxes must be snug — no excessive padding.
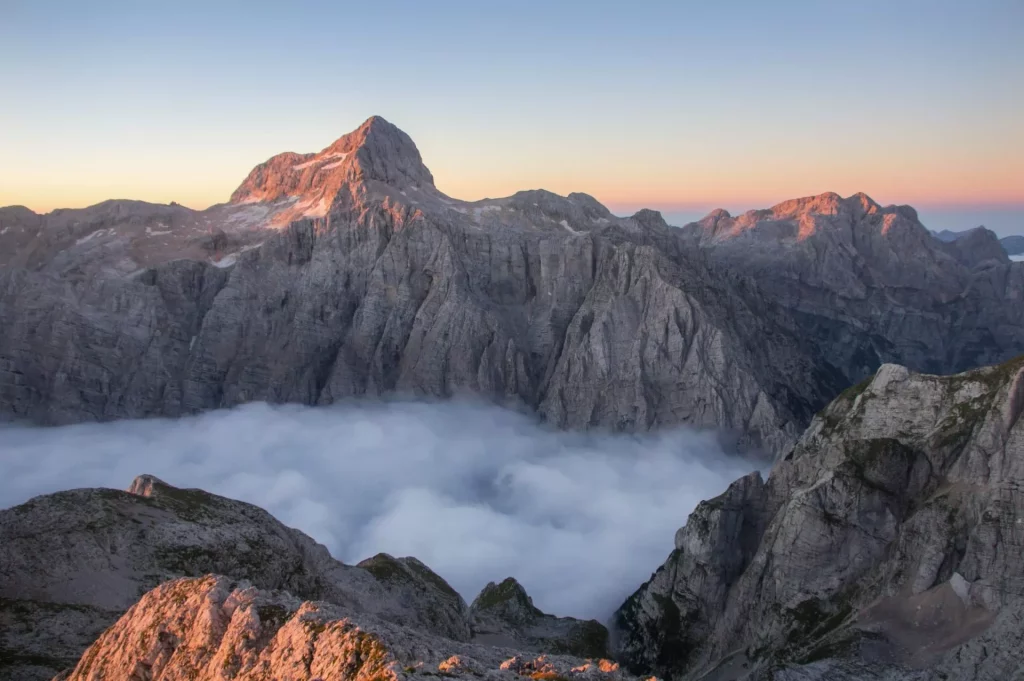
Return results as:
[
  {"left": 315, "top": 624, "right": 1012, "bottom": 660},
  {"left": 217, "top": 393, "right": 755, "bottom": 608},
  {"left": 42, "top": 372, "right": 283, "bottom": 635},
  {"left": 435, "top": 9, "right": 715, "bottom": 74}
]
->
[{"left": 0, "top": 401, "right": 759, "bottom": 620}]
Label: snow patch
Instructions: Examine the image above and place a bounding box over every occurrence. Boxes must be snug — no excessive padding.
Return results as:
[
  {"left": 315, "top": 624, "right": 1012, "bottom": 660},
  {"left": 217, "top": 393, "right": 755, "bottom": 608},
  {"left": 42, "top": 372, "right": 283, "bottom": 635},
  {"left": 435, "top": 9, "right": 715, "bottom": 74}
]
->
[
  {"left": 293, "top": 151, "right": 348, "bottom": 170},
  {"left": 561, "top": 220, "right": 584, "bottom": 235},
  {"left": 1010, "top": 254, "right": 1024, "bottom": 262},
  {"left": 75, "top": 228, "right": 113, "bottom": 245},
  {"left": 212, "top": 253, "right": 238, "bottom": 268},
  {"left": 0, "top": 227, "right": 8, "bottom": 235},
  {"left": 297, "top": 195, "right": 332, "bottom": 218}
]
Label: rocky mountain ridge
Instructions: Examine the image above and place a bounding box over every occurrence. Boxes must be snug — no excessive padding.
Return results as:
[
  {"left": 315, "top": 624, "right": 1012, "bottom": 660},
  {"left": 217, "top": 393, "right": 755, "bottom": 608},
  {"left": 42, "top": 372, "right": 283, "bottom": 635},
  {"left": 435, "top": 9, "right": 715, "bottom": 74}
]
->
[
  {"left": 2, "top": 118, "right": 1023, "bottom": 455},
  {"left": 613, "top": 354, "right": 1024, "bottom": 679}
]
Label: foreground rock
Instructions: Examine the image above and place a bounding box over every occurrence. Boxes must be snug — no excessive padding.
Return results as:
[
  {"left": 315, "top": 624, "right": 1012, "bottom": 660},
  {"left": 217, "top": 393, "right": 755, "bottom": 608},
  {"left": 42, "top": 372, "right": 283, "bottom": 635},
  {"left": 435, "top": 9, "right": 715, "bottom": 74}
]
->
[
  {"left": 3, "top": 117, "right": 1022, "bottom": 454},
  {"left": 0, "top": 475, "right": 465, "bottom": 679},
  {"left": 59, "top": 575, "right": 637, "bottom": 681},
  {"left": 0, "top": 476, "right": 603, "bottom": 681},
  {"left": 613, "top": 355, "right": 1024, "bottom": 679}
]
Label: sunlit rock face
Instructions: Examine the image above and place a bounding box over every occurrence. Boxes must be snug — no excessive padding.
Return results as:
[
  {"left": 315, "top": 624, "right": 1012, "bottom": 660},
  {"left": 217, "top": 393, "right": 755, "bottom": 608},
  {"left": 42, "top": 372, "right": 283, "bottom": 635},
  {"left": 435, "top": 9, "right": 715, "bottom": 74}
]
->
[
  {"left": 58, "top": 575, "right": 639, "bottom": 681},
  {"left": 613, "top": 355, "right": 1024, "bottom": 680},
  {"left": 0, "top": 475, "right": 469, "bottom": 680},
  {"left": 0, "top": 474, "right": 611, "bottom": 681},
  {"left": 1, "top": 117, "right": 1023, "bottom": 455}
]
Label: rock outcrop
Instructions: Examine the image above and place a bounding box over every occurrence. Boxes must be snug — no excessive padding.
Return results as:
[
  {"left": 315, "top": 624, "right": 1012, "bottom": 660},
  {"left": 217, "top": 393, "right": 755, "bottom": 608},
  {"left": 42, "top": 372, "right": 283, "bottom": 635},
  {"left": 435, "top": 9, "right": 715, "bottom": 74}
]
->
[
  {"left": 613, "top": 355, "right": 1024, "bottom": 679},
  {"left": 59, "top": 574, "right": 637, "bottom": 681},
  {"left": 0, "top": 475, "right": 467, "bottom": 680},
  {"left": 0, "top": 475, "right": 605, "bottom": 681},
  {"left": 470, "top": 578, "right": 610, "bottom": 659},
  {"left": 3, "top": 118, "right": 1022, "bottom": 455}
]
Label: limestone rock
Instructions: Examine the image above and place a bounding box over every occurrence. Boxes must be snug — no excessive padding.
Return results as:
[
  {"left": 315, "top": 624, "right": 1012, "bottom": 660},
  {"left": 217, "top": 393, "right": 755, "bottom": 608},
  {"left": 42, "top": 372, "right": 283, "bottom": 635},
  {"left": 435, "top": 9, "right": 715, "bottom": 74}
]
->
[
  {"left": 4, "top": 119, "right": 1023, "bottom": 455},
  {"left": 58, "top": 575, "right": 641, "bottom": 681},
  {"left": 0, "top": 475, "right": 467, "bottom": 680},
  {"left": 613, "top": 355, "right": 1024, "bottom": 679}
]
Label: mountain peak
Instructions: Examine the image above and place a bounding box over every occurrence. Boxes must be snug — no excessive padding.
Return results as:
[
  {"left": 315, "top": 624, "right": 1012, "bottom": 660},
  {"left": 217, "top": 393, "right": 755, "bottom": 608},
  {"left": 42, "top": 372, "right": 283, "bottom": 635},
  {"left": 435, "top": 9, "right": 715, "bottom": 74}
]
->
[
  {"left": 327, "top": 114, "right": 435, "bottom": 188},
  {"left": 229, "top": 115, "right": 434, "bottom": 210}
]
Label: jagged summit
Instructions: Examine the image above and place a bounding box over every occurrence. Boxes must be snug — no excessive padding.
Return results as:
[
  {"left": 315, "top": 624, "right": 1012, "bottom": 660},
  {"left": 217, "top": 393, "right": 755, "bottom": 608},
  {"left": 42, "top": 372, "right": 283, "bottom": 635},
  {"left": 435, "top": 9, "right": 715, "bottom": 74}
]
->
[
  {"left": 325, "top": 115, "right": 434, "bottom": 186},
  {"left": 689, "top": 190, "right": 922, "bottom": 245},
  {"left": 768, "top": 191, "right": 881, "bottom": 219},
  {"left": 228, "top": 115, "right": 435, "bottom": 215}
]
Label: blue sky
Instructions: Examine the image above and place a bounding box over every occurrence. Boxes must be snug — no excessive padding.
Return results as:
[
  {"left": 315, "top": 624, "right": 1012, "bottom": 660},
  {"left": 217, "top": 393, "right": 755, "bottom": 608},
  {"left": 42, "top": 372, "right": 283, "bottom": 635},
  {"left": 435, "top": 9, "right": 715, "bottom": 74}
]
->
[{"left": 1, "top": 0, "right": 1022, "bottom": 234}]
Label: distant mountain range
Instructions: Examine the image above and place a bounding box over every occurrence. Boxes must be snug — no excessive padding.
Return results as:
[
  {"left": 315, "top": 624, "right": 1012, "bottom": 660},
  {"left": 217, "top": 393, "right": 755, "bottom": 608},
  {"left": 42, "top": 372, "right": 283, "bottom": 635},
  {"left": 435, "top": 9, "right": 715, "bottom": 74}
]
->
[
  {"left": 1, "top": 116, "right": 1023, "bottom": 454},
  {"left": 933, "top": 227, "right": 1024, "bottom": 255}
]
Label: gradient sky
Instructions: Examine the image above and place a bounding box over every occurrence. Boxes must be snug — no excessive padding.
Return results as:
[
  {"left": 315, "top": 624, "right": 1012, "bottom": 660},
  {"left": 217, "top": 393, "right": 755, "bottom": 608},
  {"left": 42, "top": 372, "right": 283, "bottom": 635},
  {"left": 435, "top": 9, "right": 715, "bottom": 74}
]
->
[{"left": 2, "top": 0, "right": 1022, "bottom": 234}]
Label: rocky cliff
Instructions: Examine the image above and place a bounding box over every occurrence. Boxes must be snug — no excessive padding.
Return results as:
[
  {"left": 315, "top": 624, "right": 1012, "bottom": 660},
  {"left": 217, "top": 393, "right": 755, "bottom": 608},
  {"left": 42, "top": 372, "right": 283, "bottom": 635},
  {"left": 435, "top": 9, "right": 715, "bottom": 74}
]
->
[
  {"left": 0, "top": 476, "right": 602, "bottom": 681},
  {"left": 3, "top": 117, "right": 1022, "bottom": 454},
  {"left": 612, "top": 355, "right": 1024, "bottom": 680}
]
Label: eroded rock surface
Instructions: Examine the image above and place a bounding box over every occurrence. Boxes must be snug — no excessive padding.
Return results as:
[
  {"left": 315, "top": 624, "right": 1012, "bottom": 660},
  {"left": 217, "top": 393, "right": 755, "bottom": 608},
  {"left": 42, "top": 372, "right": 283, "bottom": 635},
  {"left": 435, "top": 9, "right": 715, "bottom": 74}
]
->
[
  {"left": 3, "top": 118, "right": 1022, "bottom": 454},
  {"left": 0, "top": 475, "right": 467, "bottom": 680},
  {"left": 59, "top": 575, "right": 639, "bottom": 681},
  {"left": 0, "top": 475, "right": 606, "bottom": 681},
  {"left": 613, "top": 355, "right": 1024, "bottom": 680}
]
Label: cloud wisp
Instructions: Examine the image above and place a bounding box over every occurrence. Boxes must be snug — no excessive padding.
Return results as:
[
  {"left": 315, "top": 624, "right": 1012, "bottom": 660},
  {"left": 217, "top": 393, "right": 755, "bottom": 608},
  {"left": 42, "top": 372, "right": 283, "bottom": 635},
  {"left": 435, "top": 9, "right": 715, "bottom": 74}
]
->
[{"left": 0, "top": 400, "right": 758, "bottom": 620}]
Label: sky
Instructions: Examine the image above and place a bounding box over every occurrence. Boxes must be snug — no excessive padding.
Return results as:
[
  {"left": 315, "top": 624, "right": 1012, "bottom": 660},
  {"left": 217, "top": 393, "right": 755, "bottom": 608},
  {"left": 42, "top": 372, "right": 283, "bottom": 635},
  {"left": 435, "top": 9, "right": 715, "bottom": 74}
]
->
[
  {"left": 0, "top": 400, "right": 758, "bottom": 619},
  {"left": 1, "top": 0, "right": 1022, "bottom": 235}
]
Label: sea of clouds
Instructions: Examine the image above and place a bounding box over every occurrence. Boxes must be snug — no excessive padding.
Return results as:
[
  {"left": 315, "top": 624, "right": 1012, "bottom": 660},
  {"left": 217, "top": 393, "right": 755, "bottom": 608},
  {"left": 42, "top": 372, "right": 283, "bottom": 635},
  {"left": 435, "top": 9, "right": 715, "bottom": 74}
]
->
[{"left": 0, "top": 401, "right": 759, "bottom": 620}]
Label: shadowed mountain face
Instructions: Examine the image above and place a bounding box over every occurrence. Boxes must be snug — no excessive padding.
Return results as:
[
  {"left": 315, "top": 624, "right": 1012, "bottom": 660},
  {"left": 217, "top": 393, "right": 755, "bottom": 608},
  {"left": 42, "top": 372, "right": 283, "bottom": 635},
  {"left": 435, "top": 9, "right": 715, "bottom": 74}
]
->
[
  {"left": 613, "top": 355, "right": 1024, "bottom": 680},
  {"left": 1001, "top": 235, "right": 1024, "bottom": 255},
  {"left": 933, "top": 227, "right": 1024, "bottom": 256},
  {"left": 1, "top": 117, "right": 1023, "bottom": 453}
]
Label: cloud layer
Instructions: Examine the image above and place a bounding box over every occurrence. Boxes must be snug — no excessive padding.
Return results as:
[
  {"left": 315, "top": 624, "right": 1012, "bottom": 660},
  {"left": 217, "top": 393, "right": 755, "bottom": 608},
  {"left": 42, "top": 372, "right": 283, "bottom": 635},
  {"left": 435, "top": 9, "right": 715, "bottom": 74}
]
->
[{"left": 0, "top": 401, "right": 757, "bottom": 620}]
